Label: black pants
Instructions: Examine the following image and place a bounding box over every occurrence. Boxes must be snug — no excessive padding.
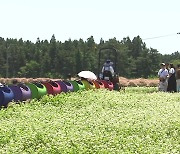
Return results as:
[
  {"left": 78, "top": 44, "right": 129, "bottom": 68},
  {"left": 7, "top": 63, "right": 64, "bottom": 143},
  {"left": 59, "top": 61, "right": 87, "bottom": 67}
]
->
[{"left": 167, "top": 73, "right": 177, "bottom": 92}]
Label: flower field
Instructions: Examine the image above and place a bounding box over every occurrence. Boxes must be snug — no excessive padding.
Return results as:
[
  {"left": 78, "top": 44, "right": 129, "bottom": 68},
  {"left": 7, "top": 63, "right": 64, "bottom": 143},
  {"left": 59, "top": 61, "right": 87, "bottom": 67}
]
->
[{"left": 0, "top": 87, "right": 180, "bottom": 153}]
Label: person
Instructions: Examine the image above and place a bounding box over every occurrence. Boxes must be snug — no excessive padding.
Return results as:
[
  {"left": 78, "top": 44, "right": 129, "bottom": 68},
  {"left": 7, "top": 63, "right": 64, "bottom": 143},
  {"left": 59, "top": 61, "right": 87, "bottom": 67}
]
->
[
  {"left": 102, "top": 59, "right": 114, "bottom": 81},
  {"left": 158, "top": 63, "right": 169, "bottom": 92},
  {"left": 167, "top": 63, "right": 176, "bottom": 92},
  {"left": 175, "top": 64, "right": 180, "bottom": 92}
]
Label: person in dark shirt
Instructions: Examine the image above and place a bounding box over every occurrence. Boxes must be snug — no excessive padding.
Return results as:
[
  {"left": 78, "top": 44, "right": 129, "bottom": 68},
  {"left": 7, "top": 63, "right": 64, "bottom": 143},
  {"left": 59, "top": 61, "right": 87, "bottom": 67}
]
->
[{"left": 167, "top": 63, "right": 176, "bottom": 92}]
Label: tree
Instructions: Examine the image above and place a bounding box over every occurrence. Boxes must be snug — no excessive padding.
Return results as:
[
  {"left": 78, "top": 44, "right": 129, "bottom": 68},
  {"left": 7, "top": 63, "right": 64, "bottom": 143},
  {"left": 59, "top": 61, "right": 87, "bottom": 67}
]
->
[
  {"left": 0, "top": 35, "right": 172, "bottom": 79},
  {"left": 18, "top": 60, "right": 40, "bottom": 78},
  {"left": 75, "top": 50, "right": 83, "bottom": 74},
  {"left": 131, "top": 36, "right": 143, "bottom": 58}
]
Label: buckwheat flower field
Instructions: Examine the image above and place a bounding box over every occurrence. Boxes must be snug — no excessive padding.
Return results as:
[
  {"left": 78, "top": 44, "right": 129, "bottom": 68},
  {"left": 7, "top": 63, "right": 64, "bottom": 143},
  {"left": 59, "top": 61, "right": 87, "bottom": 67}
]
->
[{"left": 0, "top": 87, "right": 180, "bottom": 153}]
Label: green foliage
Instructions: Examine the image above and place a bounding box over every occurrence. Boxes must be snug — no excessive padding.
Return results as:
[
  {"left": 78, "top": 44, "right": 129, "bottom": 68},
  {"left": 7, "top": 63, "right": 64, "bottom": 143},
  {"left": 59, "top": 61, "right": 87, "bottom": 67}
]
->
[
  {"left": 18, "top": 60, "right": 40, "bottom": 78},
  {"left": 0, "top": 88, "right": 180, "bottom": 153},
  {"left": 0, "top": 35, "right": 179, "bottom": 78},
  {"left": 171, "top": 59, "right": 180, "bottom": 67}
]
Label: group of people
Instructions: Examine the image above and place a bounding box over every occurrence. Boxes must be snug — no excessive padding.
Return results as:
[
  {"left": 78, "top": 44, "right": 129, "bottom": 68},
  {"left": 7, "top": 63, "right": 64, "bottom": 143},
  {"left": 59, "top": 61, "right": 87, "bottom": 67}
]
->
[
  {"left": 158, "top": 63, "right": 180, "bottom": 92},
  {"left": 101, "top": 60, "right": 180, "bottom": 93}
]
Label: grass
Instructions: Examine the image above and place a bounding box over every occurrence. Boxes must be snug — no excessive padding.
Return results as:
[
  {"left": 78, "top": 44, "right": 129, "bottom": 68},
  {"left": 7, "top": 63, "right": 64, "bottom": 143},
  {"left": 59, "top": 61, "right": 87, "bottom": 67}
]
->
[{"left": 0, "top": 87, "right": 180, "bottom": 153}]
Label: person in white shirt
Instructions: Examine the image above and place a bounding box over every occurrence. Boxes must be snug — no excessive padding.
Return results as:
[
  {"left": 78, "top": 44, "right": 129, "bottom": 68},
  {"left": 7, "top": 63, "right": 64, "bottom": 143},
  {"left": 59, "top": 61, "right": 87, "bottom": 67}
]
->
[
  {"left": 102, "top": 59, "right": 114, "bottom": 81},
  {"left": 158, "top": 63, "right": 169, "bottom": 92}
]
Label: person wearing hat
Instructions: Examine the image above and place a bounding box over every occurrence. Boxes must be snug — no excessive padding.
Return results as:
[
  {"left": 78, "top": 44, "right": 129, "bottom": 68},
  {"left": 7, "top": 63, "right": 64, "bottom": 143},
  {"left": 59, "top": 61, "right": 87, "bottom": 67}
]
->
[
  {"left": 102, "top": 59, "right": 114, "bottom": 81},
  {"left": 158, "top": 63, "right": 169, "bottom": 91}
]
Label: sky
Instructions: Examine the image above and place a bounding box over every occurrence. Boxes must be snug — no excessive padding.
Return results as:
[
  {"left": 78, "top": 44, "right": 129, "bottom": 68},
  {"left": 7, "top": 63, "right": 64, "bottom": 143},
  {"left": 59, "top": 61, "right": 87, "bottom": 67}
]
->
[{"left": 0, "top": 0, "right": 180, "bottom": 54}]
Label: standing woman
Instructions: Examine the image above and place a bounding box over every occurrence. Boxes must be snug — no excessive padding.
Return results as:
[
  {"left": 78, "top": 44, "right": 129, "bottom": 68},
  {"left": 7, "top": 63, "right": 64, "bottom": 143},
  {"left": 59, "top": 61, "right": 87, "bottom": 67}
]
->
[{"left": 167, "top": 63, "right": 177, "bottom": 92}]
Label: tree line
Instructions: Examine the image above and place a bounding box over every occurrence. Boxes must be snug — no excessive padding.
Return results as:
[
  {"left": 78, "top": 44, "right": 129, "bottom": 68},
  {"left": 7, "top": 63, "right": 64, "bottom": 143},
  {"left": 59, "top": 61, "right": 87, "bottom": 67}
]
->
[{"left": 0, "top": 35, "right": 180, "bottom": 79}]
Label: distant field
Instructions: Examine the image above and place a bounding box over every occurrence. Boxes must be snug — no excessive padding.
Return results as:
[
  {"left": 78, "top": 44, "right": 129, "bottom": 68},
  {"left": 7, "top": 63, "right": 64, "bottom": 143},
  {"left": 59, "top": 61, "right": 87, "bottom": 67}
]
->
[{"left": 0, "top": 87, "right": 180, "bottom": 153}]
